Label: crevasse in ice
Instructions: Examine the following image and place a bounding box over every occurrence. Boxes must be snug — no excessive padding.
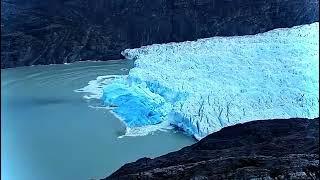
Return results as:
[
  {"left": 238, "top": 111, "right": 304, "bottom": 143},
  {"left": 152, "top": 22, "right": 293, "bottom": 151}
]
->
[{"left": 83, "top": 23, "right": 319, "bottom": 140}]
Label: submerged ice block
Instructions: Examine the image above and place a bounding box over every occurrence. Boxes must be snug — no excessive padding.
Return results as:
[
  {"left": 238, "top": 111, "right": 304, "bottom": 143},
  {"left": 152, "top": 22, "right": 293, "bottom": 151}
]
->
[{"left": 99, "top": 22, "right": 319, "bottom": 140}]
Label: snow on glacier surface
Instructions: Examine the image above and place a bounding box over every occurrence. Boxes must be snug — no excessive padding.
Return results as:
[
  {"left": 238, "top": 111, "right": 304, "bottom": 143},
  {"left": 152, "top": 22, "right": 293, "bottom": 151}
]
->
[{"left": 78, "top": 23, "right": 319, "bottom": 140}]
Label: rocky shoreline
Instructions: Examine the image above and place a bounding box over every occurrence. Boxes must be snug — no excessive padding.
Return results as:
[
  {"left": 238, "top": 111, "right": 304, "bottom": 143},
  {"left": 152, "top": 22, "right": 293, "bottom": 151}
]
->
[{"left": 104, "top": 118, "right": 319, "bottom": 179}]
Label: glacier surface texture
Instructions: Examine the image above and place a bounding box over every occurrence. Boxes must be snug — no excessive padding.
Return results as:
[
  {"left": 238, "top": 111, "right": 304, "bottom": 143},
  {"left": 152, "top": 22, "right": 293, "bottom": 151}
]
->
[{"left": 84, "top": 23, "right": 319, "bottom": 140}]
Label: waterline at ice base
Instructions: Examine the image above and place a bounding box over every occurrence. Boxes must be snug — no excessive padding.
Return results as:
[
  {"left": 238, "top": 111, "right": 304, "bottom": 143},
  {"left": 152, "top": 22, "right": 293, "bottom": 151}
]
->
[{"left": 77, "top": 22, "right": 319, "bottom": 140}]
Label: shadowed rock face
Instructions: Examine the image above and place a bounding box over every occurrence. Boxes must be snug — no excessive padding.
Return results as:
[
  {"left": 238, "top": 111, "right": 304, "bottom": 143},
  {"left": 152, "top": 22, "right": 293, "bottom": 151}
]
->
[
  {"left": 1, "top": 0, "right": 319, "bottom": 68},
  {"left": 104, "top": 118, "right": 319, "bottom": 180}
]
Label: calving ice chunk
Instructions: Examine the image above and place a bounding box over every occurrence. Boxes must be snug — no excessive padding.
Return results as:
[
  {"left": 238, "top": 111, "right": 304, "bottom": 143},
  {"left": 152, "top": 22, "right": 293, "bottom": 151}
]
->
[
  {"left": 102, "top": 78, "right": 172, "bottom": 127},
  {"left": 99, "top": 23, "right": 319, "bottom": 140}
]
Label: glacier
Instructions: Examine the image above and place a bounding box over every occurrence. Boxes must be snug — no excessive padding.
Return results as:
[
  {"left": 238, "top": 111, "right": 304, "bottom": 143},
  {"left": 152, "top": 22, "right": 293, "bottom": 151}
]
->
[{"left": 77, "top": 22, "right": 319, "bottom": 140}]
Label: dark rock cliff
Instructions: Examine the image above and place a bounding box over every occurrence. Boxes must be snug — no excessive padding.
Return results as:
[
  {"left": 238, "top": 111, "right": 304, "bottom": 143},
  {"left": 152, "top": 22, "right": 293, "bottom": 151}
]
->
[
  {"left": 104, "top": 118, "right": 319, "bottom": 180},
  {"left": 1, "top": 0, "right": 319, "bottom": 68}
]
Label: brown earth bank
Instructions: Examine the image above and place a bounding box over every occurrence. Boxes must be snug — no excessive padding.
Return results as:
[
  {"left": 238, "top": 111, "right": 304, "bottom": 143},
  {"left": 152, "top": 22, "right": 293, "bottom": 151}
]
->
[
  {"left": 1, "top": 0, "right": 319, "bottom": 68},
  {"left": 104, "top": 118, "right": 319, "bottom": 180}
]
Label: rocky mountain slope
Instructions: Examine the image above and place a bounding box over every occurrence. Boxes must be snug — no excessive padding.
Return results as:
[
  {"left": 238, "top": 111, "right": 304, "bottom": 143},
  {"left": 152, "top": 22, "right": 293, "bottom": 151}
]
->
[
  {"left": 1, "top": 0, "right": 319, "bottom": 68},
  {"left": 104, "top": 118, "right": 319, "bottom": 179}
]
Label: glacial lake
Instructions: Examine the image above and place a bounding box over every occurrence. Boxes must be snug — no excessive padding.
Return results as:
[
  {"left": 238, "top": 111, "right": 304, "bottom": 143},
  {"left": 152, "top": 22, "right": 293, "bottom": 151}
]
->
[{"left": 1, "top": 60, "right": 195, "bottom": 180}]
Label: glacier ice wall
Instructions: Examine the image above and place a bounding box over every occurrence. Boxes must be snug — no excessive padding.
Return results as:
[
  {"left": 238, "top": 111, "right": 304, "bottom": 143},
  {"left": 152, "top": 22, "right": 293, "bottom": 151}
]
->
[{"left": 84, "top": 23, "right": 319, "bottom": 140}]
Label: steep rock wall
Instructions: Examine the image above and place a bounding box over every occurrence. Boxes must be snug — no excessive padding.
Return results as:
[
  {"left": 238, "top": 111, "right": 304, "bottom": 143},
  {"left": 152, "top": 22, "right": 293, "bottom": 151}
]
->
[{"left": 1, "top": 0, "right": 319, "bottom": 68}]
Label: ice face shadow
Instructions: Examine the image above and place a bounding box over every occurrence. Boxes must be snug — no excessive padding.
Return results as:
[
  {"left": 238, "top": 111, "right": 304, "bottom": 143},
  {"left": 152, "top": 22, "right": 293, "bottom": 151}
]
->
[
  {"left": 31, "top": 98, "right": 71, "bottom": 106},
  {"left": 6, "top": 96, "right": 82, "bottom": 108}
]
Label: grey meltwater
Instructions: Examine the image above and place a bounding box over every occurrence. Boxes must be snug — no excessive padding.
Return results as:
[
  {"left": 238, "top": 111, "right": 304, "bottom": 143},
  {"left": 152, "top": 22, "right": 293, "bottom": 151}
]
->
[{"left": 1, "top": 60, "right": 195, "bottom": 180}]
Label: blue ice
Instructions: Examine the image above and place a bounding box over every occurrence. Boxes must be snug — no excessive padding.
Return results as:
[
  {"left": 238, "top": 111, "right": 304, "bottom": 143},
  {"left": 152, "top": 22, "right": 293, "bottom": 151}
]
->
[{"left": 102, "top": 80, "right": 167, "bottom": 127}]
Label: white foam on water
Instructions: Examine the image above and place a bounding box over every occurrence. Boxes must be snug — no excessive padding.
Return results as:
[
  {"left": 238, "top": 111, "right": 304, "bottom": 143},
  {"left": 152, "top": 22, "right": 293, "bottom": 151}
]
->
[{"left": 74, "top": 75, "right": 126, "bottom": 100}]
